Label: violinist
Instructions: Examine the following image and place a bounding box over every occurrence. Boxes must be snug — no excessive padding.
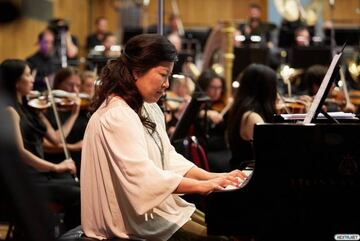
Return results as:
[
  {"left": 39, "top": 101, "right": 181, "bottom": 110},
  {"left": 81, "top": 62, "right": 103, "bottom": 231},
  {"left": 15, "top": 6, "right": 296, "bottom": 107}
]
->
[
  {"left": 165, "top": 74, "right": 194, "bottom": 136},
  {"left": 0, "top": 59, "right": 80, "bottom": 231},
  {"left": 80, "top": 70, "right": 96, "bottom": 98},
  {"left": 196, "top": 69, "right": 230, "bottom": 171},
  {"left": 303, "top": 64, "right": 356, "bottom": 113},
  {"left": 44, "top": 67, "right": 90, "bottom": 178}
]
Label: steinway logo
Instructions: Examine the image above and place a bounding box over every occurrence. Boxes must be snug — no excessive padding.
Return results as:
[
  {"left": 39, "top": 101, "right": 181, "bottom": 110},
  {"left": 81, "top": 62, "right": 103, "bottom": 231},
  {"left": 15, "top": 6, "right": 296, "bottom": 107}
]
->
[
  {"left": 334, "top": 234, "right": 360, "bottom": 240},
  {"left": 338, "top": 154, "right": 358, "bottom": 176}
]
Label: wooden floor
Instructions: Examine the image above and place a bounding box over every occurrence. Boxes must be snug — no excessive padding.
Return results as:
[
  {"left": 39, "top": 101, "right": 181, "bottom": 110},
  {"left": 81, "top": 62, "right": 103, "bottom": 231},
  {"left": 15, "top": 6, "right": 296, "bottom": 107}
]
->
[{"left": 0, "top": 224, "right": 9, "bottom": 240}]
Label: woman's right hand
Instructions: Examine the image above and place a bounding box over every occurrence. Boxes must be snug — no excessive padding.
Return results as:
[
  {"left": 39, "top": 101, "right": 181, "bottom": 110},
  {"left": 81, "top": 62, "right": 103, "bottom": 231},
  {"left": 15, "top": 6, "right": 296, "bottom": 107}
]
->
[
  {"left": 55, "top": 158, "right": 77, "bottom": 175},
  {"left": 198, "top": 176, "right": 235, "bottom": 195},
  {"left": 208, "top": 110, "right": 223, "bottom": 125},
  {"left": 70, "top": 95, "right": 81, "bottom": 115}
]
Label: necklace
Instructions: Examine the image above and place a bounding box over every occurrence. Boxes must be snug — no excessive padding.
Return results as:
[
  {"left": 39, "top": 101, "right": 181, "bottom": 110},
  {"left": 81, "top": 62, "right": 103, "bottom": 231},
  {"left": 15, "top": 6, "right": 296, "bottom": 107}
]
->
[{"left": 144, "top": 107, "right": 165, "bottom": 169}]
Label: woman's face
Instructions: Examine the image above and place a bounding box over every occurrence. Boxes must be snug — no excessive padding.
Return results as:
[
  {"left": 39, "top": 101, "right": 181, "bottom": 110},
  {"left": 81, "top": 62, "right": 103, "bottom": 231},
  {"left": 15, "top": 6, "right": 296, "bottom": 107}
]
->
[
  {"left": 206, "top": 77, "right": 223, "bottom": 101},
  {"left": 16, "top": 65, "right": 34, "bottom": 96},
  {"left": 58, "top": 74, "right": 81, "bottom": 93},
  {"left": 135, "top": 61, "right": 174, "bottom": 103},
  {"left": 81, "top": 77, "right": 95, "bottom": 96}
]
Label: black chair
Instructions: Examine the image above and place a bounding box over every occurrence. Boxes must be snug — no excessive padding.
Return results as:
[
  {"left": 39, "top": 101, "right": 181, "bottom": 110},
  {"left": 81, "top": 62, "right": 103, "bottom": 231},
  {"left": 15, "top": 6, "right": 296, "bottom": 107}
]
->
[{"left": 58, "top": 226, "right": 146, "bottom": 241}]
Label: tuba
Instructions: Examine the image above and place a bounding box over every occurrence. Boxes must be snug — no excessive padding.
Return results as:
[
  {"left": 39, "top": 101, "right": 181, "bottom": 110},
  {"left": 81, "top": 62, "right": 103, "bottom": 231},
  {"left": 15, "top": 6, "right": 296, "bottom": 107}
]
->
[
  {"left": 274, "top": 0, "right": 323, "bottom": 26},
  {"left": 348, "top": 51, "right": 360, "bottom": 84}
]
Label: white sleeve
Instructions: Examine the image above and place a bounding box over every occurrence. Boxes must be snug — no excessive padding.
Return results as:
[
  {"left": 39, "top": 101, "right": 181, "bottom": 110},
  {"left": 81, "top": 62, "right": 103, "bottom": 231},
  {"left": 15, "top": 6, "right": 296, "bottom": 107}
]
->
[
  {"left": 99, "top": 106, "right": 183, "bottom": 215},
  {"left": 145, "top": 103, "right": 195, "bottom": 176}
]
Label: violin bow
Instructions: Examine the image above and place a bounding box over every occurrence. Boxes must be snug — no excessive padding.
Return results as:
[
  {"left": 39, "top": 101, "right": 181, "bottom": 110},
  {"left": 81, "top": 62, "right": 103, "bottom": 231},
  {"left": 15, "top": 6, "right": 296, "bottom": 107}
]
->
[{"left": 44, "top": 77, "right": 79, "bottom": 182}]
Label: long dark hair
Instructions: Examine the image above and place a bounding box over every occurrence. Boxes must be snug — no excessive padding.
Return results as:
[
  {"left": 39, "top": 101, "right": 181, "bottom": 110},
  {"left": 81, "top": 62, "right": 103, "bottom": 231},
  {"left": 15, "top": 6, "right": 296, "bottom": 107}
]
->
[
  {"left": 227, "top": 64, "right": 277, "bottom": 144},
  {"left": 0, "top": 59, "right": 27, "bottom": 109},
  {"left": 91, "top": 34, "right": 177, "bottom": 131}
]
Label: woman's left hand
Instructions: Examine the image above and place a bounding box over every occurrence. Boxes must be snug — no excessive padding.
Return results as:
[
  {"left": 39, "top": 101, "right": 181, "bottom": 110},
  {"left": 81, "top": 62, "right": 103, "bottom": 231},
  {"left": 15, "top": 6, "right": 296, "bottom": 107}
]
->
[{"left": 220, "top": 169, "right": 248, "bottom": 187}]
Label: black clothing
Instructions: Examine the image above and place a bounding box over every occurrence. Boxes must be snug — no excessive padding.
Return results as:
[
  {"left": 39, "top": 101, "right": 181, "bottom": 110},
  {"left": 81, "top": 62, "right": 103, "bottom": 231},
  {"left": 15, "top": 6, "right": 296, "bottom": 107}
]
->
[
  {"left": 228, "top": 134, "right": 253, "bottom": 170},
  {"left": 54, "top": 34, "right": 79, "bottom": 67},
  {"left": 19, "top": 104, "right": 47, "bottom": 159},
  {"left": 0, "top": 106, "right": 56, "bottom": 241},
  {"left": 238, "top": 21, "right": 273, "bottom": 46},
  {"left": 45, "top": 108, "right": 89, "bottom": 177},
  {"left": 26, "top": 51, "right": 59, "bottom": 91},
  {"left": 194, "top": 104, "right": 230, "bottom": 172},
  {"left": 86, "top": 33, "right": 102, "bottom": 50},
  {"left": 17, "top": 103, "right": 80, "bottom": 232},
  {"left": 228, "top": 115, "right": 254, "bottom": 170},
  {"left": 86, "top": 32, "right": 111, "bottom": 51}
]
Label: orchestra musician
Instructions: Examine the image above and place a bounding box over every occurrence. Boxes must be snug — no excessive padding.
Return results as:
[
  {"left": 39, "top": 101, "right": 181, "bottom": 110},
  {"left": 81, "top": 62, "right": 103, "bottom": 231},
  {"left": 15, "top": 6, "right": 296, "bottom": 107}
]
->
[
  {"left": 44, "top": 67, "right": 90, "bottom": 178},
  {"left": 86, "top": 16, "right": 111, "bottom": 51},
  {"left": 80, "top": 70, "right": 96, "bottom": 98},
  {"left": 0, "top": 59, "right": 80, "bottom": 232},
  {"left": 165, "top": 74, "right": 194, "bottom": 136},
  {"left": 303, "top": 64, "right": 356, "bottom": 113},
  {"left": 26, "top": 29, "right": 59, "bottom": 91},
  {"left": 237, "top": 3, "right": 275, "bottom": 48},
  {"left": 81, "top": 34, "right": 246, "bottom": 241},
  {"left": 227, "top": 64, "right": 278, "bottom": 170},
  {"left": 196, "top": 69, "right": 229, "bottom": 150}
]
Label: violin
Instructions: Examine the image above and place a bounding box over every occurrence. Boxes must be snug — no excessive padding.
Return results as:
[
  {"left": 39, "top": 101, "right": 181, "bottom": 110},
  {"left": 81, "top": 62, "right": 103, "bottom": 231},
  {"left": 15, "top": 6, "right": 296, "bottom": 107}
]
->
[
  {"left": 27, "top": 90, "right": 91, "bottom": 111},
  {"left": 277, "top": 94, "right": 308, "bottom": 114},
  {"left": 350, "top": 90, "right": 360, "bottom": 106}
]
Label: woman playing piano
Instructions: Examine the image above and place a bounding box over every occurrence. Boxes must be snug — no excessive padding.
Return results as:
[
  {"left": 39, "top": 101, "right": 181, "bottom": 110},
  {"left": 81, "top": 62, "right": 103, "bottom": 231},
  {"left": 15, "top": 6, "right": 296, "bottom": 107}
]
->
[{"left": 81, "top": 34, "right": 246, "bottom": 241}]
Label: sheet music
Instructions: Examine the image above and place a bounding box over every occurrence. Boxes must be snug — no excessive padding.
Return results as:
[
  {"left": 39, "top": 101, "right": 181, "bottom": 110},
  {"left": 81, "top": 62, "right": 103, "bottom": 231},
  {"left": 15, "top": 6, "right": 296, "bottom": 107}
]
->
[
  {"left": 282, "top": 112, "right": 358, "bottom": 121},
  {"left": 303, "top": 52, "right": 342, "bottom": 124}
]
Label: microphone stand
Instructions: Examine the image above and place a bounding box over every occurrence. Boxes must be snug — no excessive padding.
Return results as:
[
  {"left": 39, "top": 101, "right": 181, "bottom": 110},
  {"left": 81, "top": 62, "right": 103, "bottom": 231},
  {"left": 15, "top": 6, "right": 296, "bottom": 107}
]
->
[
  {"left": 60, "top": 29, "right": 68, "bottom": 68},
  {"left": 329, "top": 0, "right": 337, "bottom": 57}
]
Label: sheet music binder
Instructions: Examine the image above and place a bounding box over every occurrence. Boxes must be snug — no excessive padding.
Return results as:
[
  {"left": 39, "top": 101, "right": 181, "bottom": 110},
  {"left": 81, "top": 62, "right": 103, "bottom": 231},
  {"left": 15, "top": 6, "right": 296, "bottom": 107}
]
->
[{"left": 303, "top": 44, "right": 345, "bottom": 124}]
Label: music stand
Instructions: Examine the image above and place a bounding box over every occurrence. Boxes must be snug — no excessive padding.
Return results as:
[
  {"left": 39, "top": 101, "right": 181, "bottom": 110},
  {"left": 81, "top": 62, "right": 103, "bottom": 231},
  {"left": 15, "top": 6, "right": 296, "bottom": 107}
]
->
[
  {"left": 289, "top": 46, "right": 332, "bottom": 69},
  {"left": 324, "top": 28, "right": 360, "bottom": 46},
  {"left": 170, "top": 91, "right": 210, "bottom": 143},
  {"left": 232, "top": 46, "right": 269, "bottom": 81},
  {"left": 303, "top": 44, "right": 345, "bottom": 124}
]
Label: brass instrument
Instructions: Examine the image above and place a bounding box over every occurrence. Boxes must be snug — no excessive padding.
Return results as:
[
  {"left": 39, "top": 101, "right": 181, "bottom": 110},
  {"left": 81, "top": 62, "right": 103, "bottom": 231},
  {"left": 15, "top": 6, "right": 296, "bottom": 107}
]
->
[
  {"left": 221, "top": 21, "right": 235, "bottom": 100},
  {"left": 274, "top": 0, "right": 323, "bottom": 26},
  {"left": 348, "top": 52, "right": 360, "bottom": 83}
]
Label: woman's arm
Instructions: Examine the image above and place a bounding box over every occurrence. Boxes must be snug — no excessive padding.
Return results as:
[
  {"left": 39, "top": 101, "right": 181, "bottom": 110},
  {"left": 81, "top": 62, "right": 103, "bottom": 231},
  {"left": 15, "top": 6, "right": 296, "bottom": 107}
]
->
[
  {"left": 7, "top": 107, "right": 76, "bottom": 174},
  {"left": 174, "top": 176, "right": 228, "bottom": 195},
  {"left": 66, "top": 33, "right": 79, "bottom": 58},
  {"left": 175, "top": 169, "right": 247, "bottom": 195},
  {"left": 40, "top": 101, "right": 80, "bottom": 145},
  {"left": 43, "top": 138, "right": 82, "bottom": 153},
  {"left": 185, "top": 166, "right": 247, "bottom": 182},
  {"left": 240, "top": 111, "right": 264, "bottom": 141}
]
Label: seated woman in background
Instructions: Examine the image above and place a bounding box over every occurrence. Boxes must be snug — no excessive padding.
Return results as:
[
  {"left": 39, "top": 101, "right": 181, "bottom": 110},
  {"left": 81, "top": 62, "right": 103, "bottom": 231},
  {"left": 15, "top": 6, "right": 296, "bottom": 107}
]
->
[
  {"left": 0, "top": 59, "right": 81, "bottom": 231},
  {"left": 44, "top": 67, "right": 90, "bottom": 178},
  {"left": 303, "top": 64, "right": 356, "bottom": 113},
  {"left": 196, "top": 69, "right": 230, "bottom": 150},
  {"left": 227, "top": 64, "right": 277, "bottom": 170},
  {"left": 165, "top": 74, "right": 194, "bottom": 136},
  {"left": 80, "top": 70, "right": 96, "bottom": 98}
]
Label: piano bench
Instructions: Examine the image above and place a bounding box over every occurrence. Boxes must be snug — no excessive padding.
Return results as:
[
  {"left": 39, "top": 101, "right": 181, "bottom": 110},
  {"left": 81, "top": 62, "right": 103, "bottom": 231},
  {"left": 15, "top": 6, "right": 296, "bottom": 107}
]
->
[{"left": 58, "top": 225, "right": 146, "bottom": 241}]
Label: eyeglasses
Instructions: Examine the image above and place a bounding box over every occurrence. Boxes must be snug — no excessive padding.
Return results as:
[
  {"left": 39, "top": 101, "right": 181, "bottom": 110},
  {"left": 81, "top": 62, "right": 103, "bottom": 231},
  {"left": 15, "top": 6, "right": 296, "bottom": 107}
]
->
[{"left": 208, "top": 85, "right": 223, "bottom": 90}]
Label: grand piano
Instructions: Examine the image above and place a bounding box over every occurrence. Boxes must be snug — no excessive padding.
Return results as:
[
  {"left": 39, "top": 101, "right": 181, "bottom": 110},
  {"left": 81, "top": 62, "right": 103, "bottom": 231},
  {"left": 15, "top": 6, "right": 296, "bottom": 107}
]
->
[{"left": 205, "top": 123, "right": 360, "bottom": 240}]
